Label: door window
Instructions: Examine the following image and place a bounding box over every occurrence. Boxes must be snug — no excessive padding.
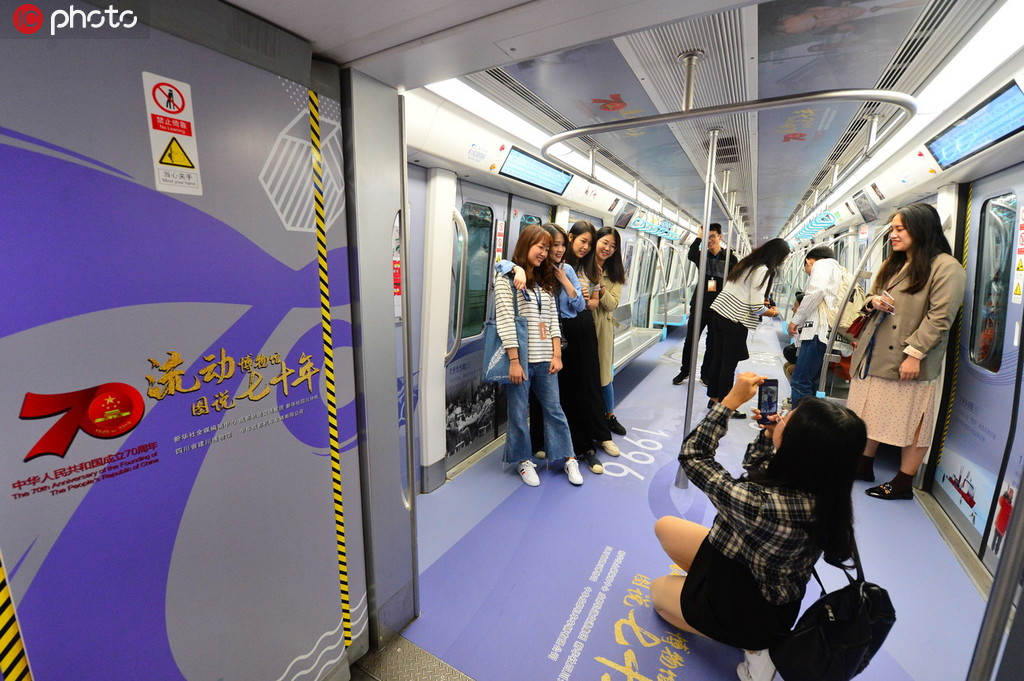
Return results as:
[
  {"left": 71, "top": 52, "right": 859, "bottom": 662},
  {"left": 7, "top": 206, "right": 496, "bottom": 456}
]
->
[
  {"left": 970, "top": 193, "right": 1016, "bottom": 372},
  {"left": 453, "top": 202, "right": 494, "bottom": 338}
]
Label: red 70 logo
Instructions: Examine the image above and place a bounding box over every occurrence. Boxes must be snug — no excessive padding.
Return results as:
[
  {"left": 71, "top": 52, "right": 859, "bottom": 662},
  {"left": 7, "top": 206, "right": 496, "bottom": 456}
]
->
[{"left": 19, "top": 383, "right": 145, "bottom": 462}]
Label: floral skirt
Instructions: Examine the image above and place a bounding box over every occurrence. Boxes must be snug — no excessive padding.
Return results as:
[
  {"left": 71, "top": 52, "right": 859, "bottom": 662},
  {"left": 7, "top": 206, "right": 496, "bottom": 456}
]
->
[{"left": 847, "top": 375, "right": 938, "bottom": 448}]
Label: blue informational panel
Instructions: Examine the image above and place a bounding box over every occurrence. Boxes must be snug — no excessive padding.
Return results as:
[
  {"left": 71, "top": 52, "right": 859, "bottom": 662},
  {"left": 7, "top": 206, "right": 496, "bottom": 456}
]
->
[
  {"left": 926, "top": 81, "right": 1024, "bottom": 170},
  {"left": 0, "top": 19, "right": 366, "bottom": 681}
]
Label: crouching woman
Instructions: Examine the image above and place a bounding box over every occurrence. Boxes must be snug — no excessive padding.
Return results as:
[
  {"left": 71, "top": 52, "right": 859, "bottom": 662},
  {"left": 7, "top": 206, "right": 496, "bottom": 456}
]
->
[{"left": 650, "top": 372, "right": 865, "bottom": 681}]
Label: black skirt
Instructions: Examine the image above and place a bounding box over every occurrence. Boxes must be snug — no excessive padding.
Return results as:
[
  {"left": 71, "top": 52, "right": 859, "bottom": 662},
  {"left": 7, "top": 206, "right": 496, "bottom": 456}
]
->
[{"left": 680, "top": 538, "right": 800, "bottom": 650}]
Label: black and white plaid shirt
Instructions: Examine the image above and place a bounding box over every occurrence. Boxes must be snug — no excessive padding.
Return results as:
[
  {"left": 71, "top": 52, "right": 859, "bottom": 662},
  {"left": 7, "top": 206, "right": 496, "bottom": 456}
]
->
[{"left": 678, "top": 404, "right": 819, "bottom": 605}]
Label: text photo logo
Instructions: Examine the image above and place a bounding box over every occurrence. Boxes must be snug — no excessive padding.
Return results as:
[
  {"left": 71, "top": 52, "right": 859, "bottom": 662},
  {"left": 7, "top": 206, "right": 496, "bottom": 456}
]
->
[
  {"left": 12, "top": 3, "right": 43, "bottom": 34},
  {"left": 11, "top": 4, "right": 139, "bottom": 36}
]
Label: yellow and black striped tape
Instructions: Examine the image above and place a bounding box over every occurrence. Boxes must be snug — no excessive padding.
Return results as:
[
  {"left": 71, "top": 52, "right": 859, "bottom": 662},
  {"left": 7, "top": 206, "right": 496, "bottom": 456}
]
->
[
  {"left": 0, "top": 557, "right": 32, "bottom": 681},
  {"left": 934, "top": 185, "right": 971, "bottom": 466},
  {"left": 309, "top": 90, "right": 351, "bottom": 646}
]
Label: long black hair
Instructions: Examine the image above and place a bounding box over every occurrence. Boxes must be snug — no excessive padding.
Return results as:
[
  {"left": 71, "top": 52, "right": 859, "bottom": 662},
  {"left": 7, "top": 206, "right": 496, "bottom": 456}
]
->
[
  {"left": 565, "top": 220, "right": 597, "bottom": 271},
  {"left": 540, "top": 223, "right": 568, "bottom": 265},
  {"left": 582, "top": 226, "right": 626, "bottom": 284},
  {"left": 726, "top": 237, "right": 790, "bottom": 288},
  {"left": 748, "top": 398, "right": 865, "bottom": 567},
  {"left": 874, "top": 202, "right": 953, "bottom": 295}
]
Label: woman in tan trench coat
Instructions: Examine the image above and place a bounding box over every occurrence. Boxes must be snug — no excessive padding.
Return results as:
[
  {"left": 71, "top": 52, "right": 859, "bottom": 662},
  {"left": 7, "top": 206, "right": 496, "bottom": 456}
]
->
[
  {"left": 848, "top": 202, "right": 966, "bottom": 500},
  {"left": 580, "top": 226, "right": 627, "bottom": 436}
]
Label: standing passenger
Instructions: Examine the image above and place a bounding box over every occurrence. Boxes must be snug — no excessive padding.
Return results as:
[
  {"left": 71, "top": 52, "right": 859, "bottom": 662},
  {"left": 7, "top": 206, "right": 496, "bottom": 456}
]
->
[
  {"left": 848, "top": 203, "right": 965, "bottom": 500},
  {"left": 787, "top": 246, "right": 844, "bottom": 405},
  {"left": 494, "top": 224, "right": 581, "bottom": 487},
  {"left": 502, "top": 223, "right": 620, "bottom": 473},
  {"left": 673, "top": 223, "right": 736, "bottom": 385},
  {"left": 705, "top": 239, "right": 789, "bottom": 416},
  {"left": 581, "top": 227, "right": 628, "bottom": 436}
]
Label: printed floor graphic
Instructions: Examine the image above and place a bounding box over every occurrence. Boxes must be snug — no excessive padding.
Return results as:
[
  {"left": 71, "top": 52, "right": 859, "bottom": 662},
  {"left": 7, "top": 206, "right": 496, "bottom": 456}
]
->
[{"left": 408, "top": 322, "right": 985, "bottom": 681}]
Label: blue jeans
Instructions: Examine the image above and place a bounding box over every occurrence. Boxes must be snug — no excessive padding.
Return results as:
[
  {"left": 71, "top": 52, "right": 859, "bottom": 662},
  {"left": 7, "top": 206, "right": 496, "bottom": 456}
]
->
[
  {"left": 505, "top": 362, "right": 573, "bottom": 463},
  {"left": 790, "top": 337, "right": 827, "bottom": 406},
  {"left": 601, "top": 382, "right": 614, "bottom": 414}
]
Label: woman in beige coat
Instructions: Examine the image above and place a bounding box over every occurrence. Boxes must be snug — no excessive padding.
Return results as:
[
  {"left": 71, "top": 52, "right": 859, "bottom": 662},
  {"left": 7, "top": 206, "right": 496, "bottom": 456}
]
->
[
  {"left": 848, "top": 203, "right": 966, "bottom": 500},
  {"left": 579, "top": 227, "right": 627, "bottom": 435}
]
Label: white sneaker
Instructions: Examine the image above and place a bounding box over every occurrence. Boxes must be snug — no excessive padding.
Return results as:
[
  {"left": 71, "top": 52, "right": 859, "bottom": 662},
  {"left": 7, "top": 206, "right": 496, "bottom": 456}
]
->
[
  {"left": 534, "top": 450, "right": 547, "bottom": 459},
  {"left": 736, "top": 649, "right": 776, "bottom": 681},
  {"left": 565, "top": 457, "right": 583, "bottom": 485},
  {"left": 518, "top": 460, "right": 540, "bottom": 487},
  {"left": 600, "top": 440, "right": 620, "bottom": 456}
]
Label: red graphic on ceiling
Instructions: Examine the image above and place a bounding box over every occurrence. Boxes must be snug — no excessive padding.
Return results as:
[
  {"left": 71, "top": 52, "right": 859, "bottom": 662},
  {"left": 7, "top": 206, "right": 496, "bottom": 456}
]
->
[{"left": 593, "top": 94, "right": 627, "bottom": 112}]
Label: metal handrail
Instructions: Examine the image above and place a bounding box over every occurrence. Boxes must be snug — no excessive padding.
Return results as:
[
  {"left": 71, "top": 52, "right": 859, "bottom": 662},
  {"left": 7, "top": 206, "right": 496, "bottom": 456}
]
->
[
  {"left": 444, "top": 210, "right": 469, "bottom": 365},
  {"left": 815, "top": 225, "right": 891, "bottom": 397}
]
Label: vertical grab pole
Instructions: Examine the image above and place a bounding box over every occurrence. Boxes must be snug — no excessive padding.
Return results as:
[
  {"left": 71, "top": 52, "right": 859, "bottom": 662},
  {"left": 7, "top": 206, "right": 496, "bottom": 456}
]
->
[{"left": 679, "top": 127, "right": 720, "bottom": 488}]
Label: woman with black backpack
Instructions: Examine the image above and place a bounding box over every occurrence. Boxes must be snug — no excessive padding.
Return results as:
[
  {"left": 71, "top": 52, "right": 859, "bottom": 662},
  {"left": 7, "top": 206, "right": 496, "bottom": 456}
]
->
[{"left": 650, "top": 372, "right": 866, "bottom": 681}]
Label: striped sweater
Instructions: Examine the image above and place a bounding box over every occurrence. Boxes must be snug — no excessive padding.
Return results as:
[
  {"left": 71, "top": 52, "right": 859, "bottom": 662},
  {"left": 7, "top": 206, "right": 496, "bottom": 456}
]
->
[
  {"left": 710, "top": 264, "right": 771, "bottom": 330},
  {"left": 494, "top": 274, "right": 561, "bottom": 363}
]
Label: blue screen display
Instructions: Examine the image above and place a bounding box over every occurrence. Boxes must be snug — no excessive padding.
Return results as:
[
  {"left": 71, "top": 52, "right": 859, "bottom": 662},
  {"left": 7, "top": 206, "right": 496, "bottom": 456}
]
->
[
  {"left": 498, "top": 147, "right": 573, "bottom": 195},
  {"left": 926, "top": 82, "right": 1024, "bottom": 170}
]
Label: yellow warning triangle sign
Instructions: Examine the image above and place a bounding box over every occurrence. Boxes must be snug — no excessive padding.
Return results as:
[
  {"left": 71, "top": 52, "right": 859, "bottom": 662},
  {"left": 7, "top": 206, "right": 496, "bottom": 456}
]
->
[
  {"left": 158, "top": 137, "right": 195, "bottom": 168},
  {"left": 1017, "top": 258, "right": 1024, "bottom": 272},
  {"left": 1016, "top": 282, "right": 1023, "bottom": 296}
]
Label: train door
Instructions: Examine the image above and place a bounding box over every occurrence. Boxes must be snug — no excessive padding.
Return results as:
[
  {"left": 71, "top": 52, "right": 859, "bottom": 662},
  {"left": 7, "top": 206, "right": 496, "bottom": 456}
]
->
[
  {"left": 507, "top": 195, "right": 552, "bottom": 253},
  {"left": 934, "top": 166, "right": 1024, "bottom": 568},
  {"left": 444, "top": 181, "right": 509, "bottom": 473}
]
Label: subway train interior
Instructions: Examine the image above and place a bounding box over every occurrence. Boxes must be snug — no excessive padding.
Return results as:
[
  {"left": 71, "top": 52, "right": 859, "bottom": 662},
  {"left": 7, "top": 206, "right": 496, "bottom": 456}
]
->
[{"left": 3, "top": 0, "right": 1024, "bottom": 680}]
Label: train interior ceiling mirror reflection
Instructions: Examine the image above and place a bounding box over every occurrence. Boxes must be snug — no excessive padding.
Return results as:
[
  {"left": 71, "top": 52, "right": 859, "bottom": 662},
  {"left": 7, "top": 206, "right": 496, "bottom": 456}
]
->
[
  {"left": 497, "top": 146, "right": 573, "bottom": 195},
  {"left": 926, "top": 80, "right": 1024, "bottom": 170}
]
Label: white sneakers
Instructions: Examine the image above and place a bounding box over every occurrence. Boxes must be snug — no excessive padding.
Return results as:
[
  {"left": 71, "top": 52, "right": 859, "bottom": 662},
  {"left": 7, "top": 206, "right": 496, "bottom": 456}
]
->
[
  {"left": 518, "top": 460, "right": 540, "bottom": 487},
  {"left": 736, "top": 649, "right": 776, "bottom": 681},
  {"left": 565, "top": 457, "right": 583, "bottom": 485},
  {"left": 601, "top": 440, "right": 620, "bottom": 456},
  {"left": 517, "top": 457, "right": 585, "bottom": 486}
]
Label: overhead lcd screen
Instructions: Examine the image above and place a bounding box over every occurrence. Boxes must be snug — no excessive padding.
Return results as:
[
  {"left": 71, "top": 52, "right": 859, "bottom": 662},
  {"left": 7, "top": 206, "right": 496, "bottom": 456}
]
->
[
  {"left": 498, "top": 146, "right": 573, "bottom": 195},
  {"left": 926, "top": 81, "right": 1024, "bottom": 170}
]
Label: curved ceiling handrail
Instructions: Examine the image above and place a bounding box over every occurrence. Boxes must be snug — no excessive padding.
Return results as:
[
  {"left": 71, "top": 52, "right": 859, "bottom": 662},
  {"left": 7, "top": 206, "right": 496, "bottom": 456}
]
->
[{"left": 539, "top": 88, "right": 917, "bottom": 240}]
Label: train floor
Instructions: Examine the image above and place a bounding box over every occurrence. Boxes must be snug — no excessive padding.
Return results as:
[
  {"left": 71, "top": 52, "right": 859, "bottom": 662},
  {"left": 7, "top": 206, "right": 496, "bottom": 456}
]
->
[{"left": 379, "top": 321, "right": 986, "bottom": 681}]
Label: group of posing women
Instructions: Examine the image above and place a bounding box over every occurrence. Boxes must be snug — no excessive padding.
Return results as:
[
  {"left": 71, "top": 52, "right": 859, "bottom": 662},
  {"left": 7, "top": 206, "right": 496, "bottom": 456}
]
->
[
  {"left": 492, "top": 220, "right": 630, "bottom": 487},
  {"left": 648, "top": 202, "right": 964, "bottom": 681}
]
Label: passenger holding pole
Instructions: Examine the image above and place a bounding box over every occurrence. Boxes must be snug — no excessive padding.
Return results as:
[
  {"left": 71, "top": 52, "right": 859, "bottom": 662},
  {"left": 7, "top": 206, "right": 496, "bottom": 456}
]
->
[{"left": 673, "top": 223, "right": 737, "bottom": 386}]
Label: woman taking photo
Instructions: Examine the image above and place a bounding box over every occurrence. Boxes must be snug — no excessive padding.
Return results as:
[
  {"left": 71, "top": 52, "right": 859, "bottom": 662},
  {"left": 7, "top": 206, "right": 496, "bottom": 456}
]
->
[
  {"left": 494, "top": 224, "right": 581, "bottom": 488},
  {"left": 848, "top": 203, "right": 965, "bottom": 500},
  {"left": 650, "top": 372, "right": 866, "bottom": 681},
  {"left": 580, "top": 226, "right": 628, "bottom": 436},
  {"left": 705, "top": 238, "right": 790, "bottom": 415}
]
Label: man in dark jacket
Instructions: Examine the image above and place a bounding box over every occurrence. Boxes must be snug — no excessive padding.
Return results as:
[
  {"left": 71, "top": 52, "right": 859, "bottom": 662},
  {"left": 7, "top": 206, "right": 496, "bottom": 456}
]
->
[{"left": 673, "top": 223, "right": 737, "bottom": 385}]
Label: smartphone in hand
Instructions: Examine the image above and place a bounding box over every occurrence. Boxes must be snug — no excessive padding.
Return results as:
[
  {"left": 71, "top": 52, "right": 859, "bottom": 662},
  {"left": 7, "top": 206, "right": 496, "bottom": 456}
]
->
[{"left": 757, "top": 379, "right": 779, "bottom": 425}]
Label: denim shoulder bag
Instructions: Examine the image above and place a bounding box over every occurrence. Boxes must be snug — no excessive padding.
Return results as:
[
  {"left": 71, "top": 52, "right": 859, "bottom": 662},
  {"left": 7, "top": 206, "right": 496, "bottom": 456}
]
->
[{"left": 482, "top": 277, "right": 529, "bottom": 384}]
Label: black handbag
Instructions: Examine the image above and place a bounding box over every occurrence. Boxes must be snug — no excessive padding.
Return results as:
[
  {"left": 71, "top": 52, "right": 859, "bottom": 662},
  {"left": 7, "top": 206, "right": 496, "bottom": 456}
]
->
[{"left": 769, "top": 541, "right": 895, "bottom": 681}]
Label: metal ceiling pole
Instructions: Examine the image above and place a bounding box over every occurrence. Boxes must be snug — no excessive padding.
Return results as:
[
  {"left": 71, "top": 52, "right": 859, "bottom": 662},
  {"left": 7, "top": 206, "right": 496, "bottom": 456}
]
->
[
  {"left": 540, "top": 88, "right": 916, "bottom": 242},
  {"left": 725, "top": 190, "right": 737, "bottom": 274},
  {"left": 682, "top": 126, "right": 721, "bottom": 460},
  {"left": 678, "top": 49, "right": 704, "bottom": 112}
]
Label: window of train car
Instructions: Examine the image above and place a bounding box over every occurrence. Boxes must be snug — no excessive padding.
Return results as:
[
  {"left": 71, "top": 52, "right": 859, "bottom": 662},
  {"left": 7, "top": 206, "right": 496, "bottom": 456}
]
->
[
  {"left": 970, "top": 193, "right": 1017, "bottom": 372},
  {"left": 454, "top": 202, "right": 494, "bottom": 338}
]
